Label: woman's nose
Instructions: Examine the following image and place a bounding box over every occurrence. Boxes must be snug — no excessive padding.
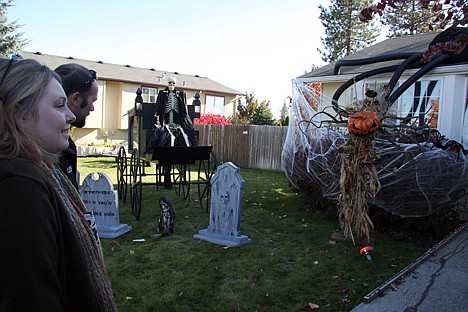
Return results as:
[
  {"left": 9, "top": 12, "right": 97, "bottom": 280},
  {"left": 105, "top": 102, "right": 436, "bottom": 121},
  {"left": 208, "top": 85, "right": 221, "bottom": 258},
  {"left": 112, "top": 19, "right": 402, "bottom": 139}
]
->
[{"left": 65, "top": 105, "right": 76, "bottom": 123}]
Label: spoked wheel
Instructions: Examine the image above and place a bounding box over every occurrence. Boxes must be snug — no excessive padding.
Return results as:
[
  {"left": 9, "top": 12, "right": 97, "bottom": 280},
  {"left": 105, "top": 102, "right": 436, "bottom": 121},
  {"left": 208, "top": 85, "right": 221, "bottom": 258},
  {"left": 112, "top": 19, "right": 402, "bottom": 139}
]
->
[
  {"left": 173, "top": 164, "right": 190, "bottom": 200},
  {"left": 130, "top": 149, "right": 142, "bottom": 220},
  {"left": 116, "top": 146, "right": 128, "bottom": 203},
  {"left": 198, "top": 151, "right": 218, "bottom": 212}
]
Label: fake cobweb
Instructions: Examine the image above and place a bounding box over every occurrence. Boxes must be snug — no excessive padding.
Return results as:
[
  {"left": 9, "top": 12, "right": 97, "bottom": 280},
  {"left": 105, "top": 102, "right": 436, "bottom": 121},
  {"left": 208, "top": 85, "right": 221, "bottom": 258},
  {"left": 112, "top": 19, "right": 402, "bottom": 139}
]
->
[{"left": 282, "top": 79, "right": 468, "bottom": 218}]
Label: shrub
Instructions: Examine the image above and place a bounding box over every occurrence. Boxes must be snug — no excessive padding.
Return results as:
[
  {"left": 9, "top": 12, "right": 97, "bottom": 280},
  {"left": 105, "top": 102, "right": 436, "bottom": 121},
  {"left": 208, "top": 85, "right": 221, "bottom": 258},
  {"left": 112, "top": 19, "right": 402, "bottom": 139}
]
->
[{"left": 194, "top": 113, "right": 232, "bottom": 125}]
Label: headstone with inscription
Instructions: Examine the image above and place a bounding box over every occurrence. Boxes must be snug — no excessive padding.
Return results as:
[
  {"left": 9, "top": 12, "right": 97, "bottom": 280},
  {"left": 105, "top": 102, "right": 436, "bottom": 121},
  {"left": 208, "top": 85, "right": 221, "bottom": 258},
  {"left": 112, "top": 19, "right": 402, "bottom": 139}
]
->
[
  {"left": 194, "top": 162, "right": 251, "bottom": 247},
  {"left": 80, "top": 172, "right": 132, "bottom": 239}
]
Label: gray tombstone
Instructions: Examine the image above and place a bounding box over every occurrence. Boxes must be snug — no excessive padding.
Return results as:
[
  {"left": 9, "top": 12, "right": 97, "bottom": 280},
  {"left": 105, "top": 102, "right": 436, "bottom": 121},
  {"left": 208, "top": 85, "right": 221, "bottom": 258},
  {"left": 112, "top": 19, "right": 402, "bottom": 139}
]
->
[
  {"left": 80, "top": 172, "right": 132, "bottom": 239},
  {"left": 194, "top": 162, "right": 251, "bottom": 247}
]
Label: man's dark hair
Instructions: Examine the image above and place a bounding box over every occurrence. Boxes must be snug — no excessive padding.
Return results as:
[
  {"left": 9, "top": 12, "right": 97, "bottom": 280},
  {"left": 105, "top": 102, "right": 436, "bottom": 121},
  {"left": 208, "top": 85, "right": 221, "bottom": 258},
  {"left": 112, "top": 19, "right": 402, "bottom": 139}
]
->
[{"left": 55, "top": 63, "right": 96, "bottom": 96}]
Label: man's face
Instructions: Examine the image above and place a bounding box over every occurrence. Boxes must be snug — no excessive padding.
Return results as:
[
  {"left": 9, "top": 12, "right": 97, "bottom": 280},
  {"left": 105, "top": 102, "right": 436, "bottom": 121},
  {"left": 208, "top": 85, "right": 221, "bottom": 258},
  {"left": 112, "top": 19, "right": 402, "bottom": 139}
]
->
[{"left": 70, "top": 80, "right": 98, "bottom": 128}]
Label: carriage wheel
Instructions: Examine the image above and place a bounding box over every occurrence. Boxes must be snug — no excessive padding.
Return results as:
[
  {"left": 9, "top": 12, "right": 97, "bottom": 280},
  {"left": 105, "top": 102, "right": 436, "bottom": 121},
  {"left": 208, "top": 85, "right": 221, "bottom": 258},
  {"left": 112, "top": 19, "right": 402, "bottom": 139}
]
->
[
  {"left": 173, "top": 164, "right": 190, "bottom": 200},
  {"left": 130, "top": 149, "right": 142, "bottom": 220},
  {"left": 116, "top": 146, "right": 128, "bottom": 203},
  {"left": 198, "top": 151, "right": 218, "bottom": 212}
]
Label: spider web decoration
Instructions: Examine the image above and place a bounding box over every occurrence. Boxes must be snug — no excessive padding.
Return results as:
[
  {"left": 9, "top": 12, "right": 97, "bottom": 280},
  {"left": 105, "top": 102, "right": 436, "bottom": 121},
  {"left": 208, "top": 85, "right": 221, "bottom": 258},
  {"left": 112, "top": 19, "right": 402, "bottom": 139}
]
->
[{"left": 282, "top": 79, "right": 468, "bottom": 242}]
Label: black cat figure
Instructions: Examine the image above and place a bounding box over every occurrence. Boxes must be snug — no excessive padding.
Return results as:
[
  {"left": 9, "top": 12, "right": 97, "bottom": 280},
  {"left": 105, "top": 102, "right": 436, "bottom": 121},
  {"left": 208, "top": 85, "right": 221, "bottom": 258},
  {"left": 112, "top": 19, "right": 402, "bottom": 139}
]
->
[{"left": 157, "top": 196, "right": 175, "bottom": 236}]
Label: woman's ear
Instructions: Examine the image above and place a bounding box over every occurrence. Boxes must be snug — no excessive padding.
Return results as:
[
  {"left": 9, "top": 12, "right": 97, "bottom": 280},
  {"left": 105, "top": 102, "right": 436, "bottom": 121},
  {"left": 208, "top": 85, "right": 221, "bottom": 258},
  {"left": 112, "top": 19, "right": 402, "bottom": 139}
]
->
[
  {"left": 13, "top": 103, "right": 32, "bottom": 127},
  {"left": 15, "top": 113, "right": 29, "bottom": 128}
]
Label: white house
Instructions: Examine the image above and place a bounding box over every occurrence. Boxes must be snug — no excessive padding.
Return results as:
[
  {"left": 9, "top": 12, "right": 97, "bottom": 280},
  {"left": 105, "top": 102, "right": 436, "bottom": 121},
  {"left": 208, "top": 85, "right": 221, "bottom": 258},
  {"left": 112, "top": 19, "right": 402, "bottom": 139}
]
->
[{"left": 296, "top": 31, "right": 468, "bottom": 147}]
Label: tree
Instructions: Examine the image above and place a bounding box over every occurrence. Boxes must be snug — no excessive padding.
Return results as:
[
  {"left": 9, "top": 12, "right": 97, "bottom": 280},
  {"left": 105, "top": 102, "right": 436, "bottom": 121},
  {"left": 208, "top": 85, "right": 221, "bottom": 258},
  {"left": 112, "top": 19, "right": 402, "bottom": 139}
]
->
[
  {"left": 251, "top": 100, "right": 274, "bottom": 125},
  {"left": 231, "top": 92, "right": 259, "bottom": 124},
  {"left": 359, "top": 0, "right": 467, "bottom": 58},
  {"left": 277, "top": 100, "right": 290, "bottom": 126},
  {"left": 360, "top": 0, "right": 467, "bottom": 30},
  {"left": 0, "top": 0, "right": 28, "bottom": 57},
  {"left": 382, "top": 0, "right": 437, "bottom": 37},
  {"left": 318, "top": 0, "right": 380, "bottom": 63}
]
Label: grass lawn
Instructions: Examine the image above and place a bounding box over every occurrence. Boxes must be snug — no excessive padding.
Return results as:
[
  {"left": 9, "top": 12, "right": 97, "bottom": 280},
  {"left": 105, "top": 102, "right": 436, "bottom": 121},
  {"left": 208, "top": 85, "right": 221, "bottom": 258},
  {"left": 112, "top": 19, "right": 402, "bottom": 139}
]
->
[{"left": 78, "top": 156, "right": 425, "bottom": 312}]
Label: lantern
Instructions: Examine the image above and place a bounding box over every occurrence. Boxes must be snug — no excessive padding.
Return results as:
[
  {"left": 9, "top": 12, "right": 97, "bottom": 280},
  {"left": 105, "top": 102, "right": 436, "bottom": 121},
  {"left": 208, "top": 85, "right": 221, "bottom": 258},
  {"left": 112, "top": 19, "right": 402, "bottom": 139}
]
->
[{"left": 347, "top": 111, "right": 380, "bottom": 137}]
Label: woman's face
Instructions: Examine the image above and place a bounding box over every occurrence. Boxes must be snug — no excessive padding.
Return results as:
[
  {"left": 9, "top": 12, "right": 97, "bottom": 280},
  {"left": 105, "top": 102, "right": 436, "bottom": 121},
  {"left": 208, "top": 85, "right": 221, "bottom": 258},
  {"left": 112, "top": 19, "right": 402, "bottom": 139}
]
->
[{"left": 32, "top": 78, "right": 76, "bottom": 153}]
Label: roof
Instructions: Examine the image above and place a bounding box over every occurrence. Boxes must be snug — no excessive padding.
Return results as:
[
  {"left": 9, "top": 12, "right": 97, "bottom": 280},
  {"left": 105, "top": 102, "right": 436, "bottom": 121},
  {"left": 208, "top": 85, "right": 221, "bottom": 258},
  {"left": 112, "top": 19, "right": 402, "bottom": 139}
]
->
[
  {"left": 19, "top": 50, "right": 242, "bottom": 95},
  {"left": 299, "top": 32, "right": 441, "bottom": 79}
]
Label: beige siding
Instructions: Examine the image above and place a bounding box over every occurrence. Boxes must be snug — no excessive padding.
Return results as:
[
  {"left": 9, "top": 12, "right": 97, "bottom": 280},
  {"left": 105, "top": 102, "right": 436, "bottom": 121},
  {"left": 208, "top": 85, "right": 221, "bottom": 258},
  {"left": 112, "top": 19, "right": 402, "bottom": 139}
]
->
[
  {"left": 320, "top": 82, "right": 341, "bottom": 112},
  {"left": 103, "top": 81, "right": 121, "bottom": 131},
  {"left": 84, "top": 82, "right": 105, "bottom": 128},
  {"left": 224, "top": 94, "right": 238, "bottom": 117}
]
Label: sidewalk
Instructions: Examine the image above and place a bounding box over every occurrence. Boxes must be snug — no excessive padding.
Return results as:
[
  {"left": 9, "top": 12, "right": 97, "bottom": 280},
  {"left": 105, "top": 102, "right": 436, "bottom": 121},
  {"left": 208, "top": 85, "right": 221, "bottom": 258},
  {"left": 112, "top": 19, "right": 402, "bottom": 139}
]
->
[{"left": 352, "top": 224, "right": 468, "bottom": 312}]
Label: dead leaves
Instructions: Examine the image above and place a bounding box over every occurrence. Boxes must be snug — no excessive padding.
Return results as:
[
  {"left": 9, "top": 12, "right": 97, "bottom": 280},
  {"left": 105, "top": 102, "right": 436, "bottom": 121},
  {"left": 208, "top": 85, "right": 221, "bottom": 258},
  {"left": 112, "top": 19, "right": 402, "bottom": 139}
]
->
[{"left": 302, "top": 303, "right": 320, "bottom": 311}]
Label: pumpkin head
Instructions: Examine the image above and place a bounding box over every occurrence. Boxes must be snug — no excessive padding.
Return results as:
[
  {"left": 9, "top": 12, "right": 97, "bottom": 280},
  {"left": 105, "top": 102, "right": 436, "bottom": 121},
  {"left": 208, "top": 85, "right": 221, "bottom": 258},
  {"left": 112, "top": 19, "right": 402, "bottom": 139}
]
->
[{"left": 347, "top": 111, "right": 380, "bottom": 137}]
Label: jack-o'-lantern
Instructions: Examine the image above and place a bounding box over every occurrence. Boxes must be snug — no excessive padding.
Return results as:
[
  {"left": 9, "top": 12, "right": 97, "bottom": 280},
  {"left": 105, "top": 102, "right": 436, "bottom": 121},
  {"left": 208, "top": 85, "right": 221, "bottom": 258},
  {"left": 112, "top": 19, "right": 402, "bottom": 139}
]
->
[{"left": 347, "top": 111, "right": 380, "bottom": 137}]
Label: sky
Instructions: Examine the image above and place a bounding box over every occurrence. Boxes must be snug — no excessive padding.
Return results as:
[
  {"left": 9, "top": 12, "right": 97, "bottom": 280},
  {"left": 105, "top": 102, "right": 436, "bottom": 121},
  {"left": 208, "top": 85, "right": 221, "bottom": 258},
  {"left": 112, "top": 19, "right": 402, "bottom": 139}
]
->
[{"left": 9, "top": 0, "right": 332, "bottom": 117}]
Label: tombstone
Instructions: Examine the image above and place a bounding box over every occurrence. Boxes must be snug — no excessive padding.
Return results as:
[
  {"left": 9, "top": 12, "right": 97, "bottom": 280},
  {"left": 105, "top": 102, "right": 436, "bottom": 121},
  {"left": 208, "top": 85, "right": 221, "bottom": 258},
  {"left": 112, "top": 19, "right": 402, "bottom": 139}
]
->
[
  {"left": 194, "top": 162, "right": 251, "bottom": 247},
  {"left": 80, "top": 172, "right": 132, "bottom": 239}
]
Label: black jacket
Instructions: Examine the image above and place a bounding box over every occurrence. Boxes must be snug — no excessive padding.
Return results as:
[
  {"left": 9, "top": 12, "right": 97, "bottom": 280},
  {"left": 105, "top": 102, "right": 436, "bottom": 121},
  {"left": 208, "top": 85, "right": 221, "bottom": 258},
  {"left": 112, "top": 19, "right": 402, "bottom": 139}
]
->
[
  {"left": 155, "top": 88, "right": 198, "bottom": 146},
  {"left": 59, "top": 137, "right": 79, "bottom": 191}
]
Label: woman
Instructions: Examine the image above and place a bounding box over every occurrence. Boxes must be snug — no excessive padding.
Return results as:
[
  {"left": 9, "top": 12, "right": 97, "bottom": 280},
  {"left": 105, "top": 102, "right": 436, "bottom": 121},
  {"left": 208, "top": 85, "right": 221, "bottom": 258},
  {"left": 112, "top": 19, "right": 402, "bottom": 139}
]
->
[{"left": 0, "top": 57, "right": 116, "bottom": 311}]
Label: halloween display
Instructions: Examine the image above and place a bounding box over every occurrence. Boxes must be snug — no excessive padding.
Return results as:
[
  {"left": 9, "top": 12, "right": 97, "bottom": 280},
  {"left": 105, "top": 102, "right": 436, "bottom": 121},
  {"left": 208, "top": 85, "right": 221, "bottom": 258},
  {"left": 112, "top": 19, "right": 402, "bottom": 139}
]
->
[
  {"left": 157, "top": 196, "right": 175, "bottom": 236},
  {"left": 347, "top": 111, "right": 380, "bottom": 137},
  {"left": 282, "top": 27, "right": 468, "bottom": 243}
]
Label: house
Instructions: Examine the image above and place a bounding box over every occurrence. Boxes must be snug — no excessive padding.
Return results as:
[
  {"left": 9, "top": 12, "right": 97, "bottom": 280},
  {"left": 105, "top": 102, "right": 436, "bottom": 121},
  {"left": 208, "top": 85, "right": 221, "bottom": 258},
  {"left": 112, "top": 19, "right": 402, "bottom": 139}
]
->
[
  {"left": 20, "top": 50, "right": 243, "bottom": 145},
  {"left": 296, "top": 31, "right": 468, "bottom": 147}
]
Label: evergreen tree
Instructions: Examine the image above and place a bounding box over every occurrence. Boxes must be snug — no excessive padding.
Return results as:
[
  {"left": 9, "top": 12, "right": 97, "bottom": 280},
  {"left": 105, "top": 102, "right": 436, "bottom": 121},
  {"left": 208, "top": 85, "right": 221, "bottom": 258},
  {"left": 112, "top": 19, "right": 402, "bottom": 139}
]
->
[
  {"left": 318, "top": 0, "right": 380, "bottom": 63},
  {"left": 231, "top": 92, "right": 259, "bottom": 124},
  {"left": 360, "top": 0, "right": 467, "bottom": 30},
  {"left": 278, "top": 100, "right": 290, "bottom": 126},
  {"left": 0, "top": 0, "right": 28, "bottom": 57},
  {"left": 382, "top": 0, "right": 436, "bottom": 37},
  {"left": 252, "top": 100, "right": 274, "bottom": 125}
]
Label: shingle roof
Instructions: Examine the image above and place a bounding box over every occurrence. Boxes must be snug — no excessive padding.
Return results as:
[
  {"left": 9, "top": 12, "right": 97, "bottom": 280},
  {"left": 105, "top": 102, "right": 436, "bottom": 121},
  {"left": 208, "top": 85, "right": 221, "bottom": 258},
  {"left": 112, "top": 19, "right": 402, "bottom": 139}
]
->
[
  {"left": 299, "top": 32, "right": 441, "bottom": 79},
  {"left": 19, "top": 50, "right": 242, "bottom": 95}
]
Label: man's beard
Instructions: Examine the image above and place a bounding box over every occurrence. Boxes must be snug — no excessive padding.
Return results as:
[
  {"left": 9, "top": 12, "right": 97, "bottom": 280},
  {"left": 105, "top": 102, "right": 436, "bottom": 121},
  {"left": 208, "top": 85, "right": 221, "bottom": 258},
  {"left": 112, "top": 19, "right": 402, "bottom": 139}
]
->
[
  {"left": 72, "top": 99, "right": 88, "bottom": 128},
  {"left": 72, "top": 119, "right": 86, "bottom": 128}
]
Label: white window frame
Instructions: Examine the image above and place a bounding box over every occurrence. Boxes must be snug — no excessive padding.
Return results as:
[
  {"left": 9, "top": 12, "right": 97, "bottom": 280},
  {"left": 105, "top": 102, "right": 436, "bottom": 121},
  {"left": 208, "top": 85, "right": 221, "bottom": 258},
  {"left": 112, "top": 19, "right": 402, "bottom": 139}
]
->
[
  {"left": 205, "top": 95, "right": 225, "bottom": 115},
  {"left": 141, "top": 86, "right": 158, "bottom": 103}
]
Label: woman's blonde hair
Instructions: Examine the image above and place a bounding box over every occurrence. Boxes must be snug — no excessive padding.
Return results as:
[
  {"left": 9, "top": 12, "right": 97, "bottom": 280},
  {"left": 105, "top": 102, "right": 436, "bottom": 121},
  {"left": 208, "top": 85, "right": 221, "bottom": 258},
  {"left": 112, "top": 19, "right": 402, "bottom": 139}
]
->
[{"left": 0, "top": 57, "right": 61, "bottom": 165}]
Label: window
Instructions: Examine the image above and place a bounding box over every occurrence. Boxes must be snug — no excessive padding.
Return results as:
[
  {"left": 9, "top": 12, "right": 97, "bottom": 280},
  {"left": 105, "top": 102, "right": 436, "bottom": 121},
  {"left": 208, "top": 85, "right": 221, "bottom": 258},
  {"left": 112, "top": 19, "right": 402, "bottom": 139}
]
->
[
  {"left": 395, "top": 80, "right": 441, "bottom": 127},
  {"left": 205, "top": 95, "right": 225, "bottom": 115},
  {"left": 141, "top": 87, "right": 158, "bottom": 103}
]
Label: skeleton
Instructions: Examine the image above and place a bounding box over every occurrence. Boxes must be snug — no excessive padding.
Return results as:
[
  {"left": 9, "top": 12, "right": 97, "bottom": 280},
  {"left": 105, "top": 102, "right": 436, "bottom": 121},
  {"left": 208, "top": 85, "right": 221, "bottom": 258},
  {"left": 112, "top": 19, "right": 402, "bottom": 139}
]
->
[{"left": 165, "top": 77, "right": 179, "bottom": 129}]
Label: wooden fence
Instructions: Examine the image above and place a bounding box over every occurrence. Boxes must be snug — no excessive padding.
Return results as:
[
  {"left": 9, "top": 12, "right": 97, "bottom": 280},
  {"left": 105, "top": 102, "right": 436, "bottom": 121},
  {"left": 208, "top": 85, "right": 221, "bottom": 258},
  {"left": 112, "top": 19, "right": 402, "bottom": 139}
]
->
[{"left": 194, "top": 124, "right": 288, "bottom": 171}]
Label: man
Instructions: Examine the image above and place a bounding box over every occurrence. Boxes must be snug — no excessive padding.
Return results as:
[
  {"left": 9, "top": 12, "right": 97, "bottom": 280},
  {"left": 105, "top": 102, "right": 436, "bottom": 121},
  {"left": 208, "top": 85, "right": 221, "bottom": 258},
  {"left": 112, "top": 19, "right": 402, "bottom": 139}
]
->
[{"left": 55, "top": 64, "right": 98, "bottom": 190}]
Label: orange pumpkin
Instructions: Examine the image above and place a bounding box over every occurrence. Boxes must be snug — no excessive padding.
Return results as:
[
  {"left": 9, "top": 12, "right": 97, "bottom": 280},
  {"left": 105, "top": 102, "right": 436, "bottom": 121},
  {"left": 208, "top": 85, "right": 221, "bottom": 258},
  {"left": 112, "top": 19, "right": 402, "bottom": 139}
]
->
[{"left": 347, "top": 111, "right": 380, "bottom": 137}]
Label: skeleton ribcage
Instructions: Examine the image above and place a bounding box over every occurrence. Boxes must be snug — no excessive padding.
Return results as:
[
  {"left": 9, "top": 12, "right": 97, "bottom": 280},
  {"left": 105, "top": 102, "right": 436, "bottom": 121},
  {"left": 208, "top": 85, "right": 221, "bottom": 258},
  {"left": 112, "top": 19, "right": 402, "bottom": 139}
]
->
[
  {"left": 166, "top": 93, "right": 178, "bottom": 113},
  {"left": 165, "top": 93, "right": 179, "bottom": 125}
]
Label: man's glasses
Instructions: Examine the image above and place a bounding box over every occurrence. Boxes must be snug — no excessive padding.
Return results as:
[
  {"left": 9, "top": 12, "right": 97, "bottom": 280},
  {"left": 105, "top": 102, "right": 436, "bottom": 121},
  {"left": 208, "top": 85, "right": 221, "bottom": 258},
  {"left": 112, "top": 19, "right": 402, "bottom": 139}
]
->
[{"left": 67, "top": 69, "right": 98, "bottom": 94}]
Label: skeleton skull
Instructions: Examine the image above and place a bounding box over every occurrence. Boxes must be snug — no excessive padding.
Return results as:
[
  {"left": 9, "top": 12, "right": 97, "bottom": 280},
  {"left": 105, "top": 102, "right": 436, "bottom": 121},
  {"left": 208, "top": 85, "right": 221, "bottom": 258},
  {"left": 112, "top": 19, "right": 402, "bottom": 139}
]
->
[
  {"left": 220, "top": 191, "right": 230, "bottom": 204},
  {"left": 168, "top": 76, "right": 177, "bottom": 91}
]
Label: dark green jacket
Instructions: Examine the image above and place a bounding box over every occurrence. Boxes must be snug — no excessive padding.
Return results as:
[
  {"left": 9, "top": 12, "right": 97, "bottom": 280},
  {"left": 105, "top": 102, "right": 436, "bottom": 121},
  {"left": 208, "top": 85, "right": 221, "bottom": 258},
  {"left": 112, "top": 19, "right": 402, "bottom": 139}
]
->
[{"left": 0, "top": 158, "right": 111, "bottom": 312}]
